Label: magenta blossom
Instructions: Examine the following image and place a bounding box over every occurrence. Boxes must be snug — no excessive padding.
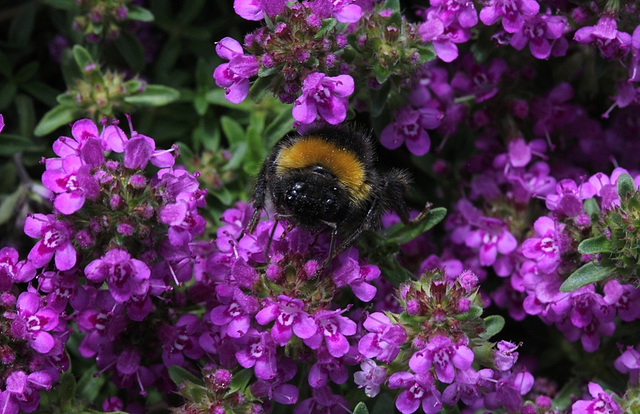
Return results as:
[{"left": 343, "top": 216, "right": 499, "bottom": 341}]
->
[
  {"left": 0, "top": 247, "right": 36, "bottom": 289},
  {"left": 10, "top": 291, "right": 61, "bottom": 354},
  {"left": 409, "top": 336, "right": 474, "bottom": 384},
  {"left": 213, "top": 37, "right": 259, "bottom": 104},
  {"left": 233, "top": 0, "right": 286, "bottom": 20},
  {"left": 479, "top": 0, "right": 540, "bottom": 34},
  {"left": 303, "top": 309, "right": 357, "bottom": 358},
  {"left": 292, "top": 72, "right": 354, "bottom": 125},
  {"left": 509, "top": 14, "right": 568, "bottom": 59},
  {"left": 521, "top": 216, "right": 565, "bottom": 273},
  {"left": 574, "top": 16, "right": 631, "bottom": 59},
  {"left": 255, "top": 295, "right": 316, "bottom": 346},
  {"left": 359, "top": 312, "right": 407, "bottom": 363},
  {"left": 84, "top": 249, "right": 151, "bottom": 303},
  {"left": 419, "top": 11, "right": 471, "bottom": 62},
  {"left": 309, "top": 0, "right": 363, "bottom": 23},
  {"left": 388, "top": 371, "right": 442, "bottom": 414},
  {"left": 24, "top": 214, "right": 76, "bottom": 271},
  {"left": 381, "top": 106, "right": 435, "bottom": 156},
  {"left": 571, "top": 382, "right": 622, "bottom": 414}
]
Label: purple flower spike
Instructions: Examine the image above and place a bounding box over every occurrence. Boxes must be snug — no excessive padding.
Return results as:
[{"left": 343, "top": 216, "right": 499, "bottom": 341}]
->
[
  {"left": 213, "top": 37, "right": 259, "bottom": 104},
  {"left": 292, "top": 72, "right": 354, "bottom": 125},
  {"left": 84, "top": 249, "right": 151, "bottom": 303},
  {"left": 24, "top": 213, "right": 76, "bottom": 271}
]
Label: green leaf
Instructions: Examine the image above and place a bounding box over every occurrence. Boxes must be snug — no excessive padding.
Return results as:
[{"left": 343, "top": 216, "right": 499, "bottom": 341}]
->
[
  {"left": 223, "top": 142, "right": 248, "bottom": 171},
  {"left": 114, "top": 31, "right": 145, "bottom": 73},
  {"left": 34, "top": 105, "right": 80, "bottom": 136},
  {"left": 43, "top": 0, "right": 78, "bottom": 10},
  {"left": 72, "top": 45, "right": 95, "bottom": 71},
  {"left": 15, "top": 94, "right": 36, "bottom": 137},
  {"left": 248, "top": 75, "right": 272, "bottom": 104},
  {"left": 371, "top": 393, "right": 395, "bottom": 414},
  {"left": 455, "top": 304, "right": 483, "bottom": 321},
  {"left": 617, "top": 173, "right": 635, "bottom": 199},
  {"left": 127, "top": 4, "right": 155, "bottom": 22},
  {"left": 584, "top": 197, "right": 600, "bottom": 218},
  {"left": 369, "top": 80, "right": 391, "bottom": 118},
  {"left": 228, "top": 369, "right": 253, "bottom": 394},
  {"left": 386, "top": 206, "right": 447, "bottom": 246},
  {"left": 57, "top": 371, "right": 76, "bottom": 407},
  {"left": 258, "top": 66, "right": 279, "bottom": 77},
  {"left": 0, "top": 134, "right": 33, "bottom": 158},
  {"left": 264, "top": 110, "right": 294, "bottom": 147},
  {"left": 124, "top": 84, "right": 180, "bottom": 106},
  {"left": 578, "top": 235, "right": 612, "bottom": 254},
  {"left": 315, "top": 18, "right": 338, "bottom": 39},
  {"left": 9, "top": 4, "right": 36, "bottom": 47},
  {"left": 383, "top": 0, "right": 400, "bottom": 12},
  {"left": 0, "top": 83, "right": 17, "bottom": 111},
  {"left": 354, "top": 402, "right": 370, "bottom": 414},
  {"left": 0, "top": 186, "right": 26, "bottom": 225},
  {"left": 168, "top": 365, "right": 204, "bottom": 387},
  {"left": 373, "top": 63, "right": 391, "bottom": 84},
  {"left": 21, "top": 81, "right": 60, "bottom": 107},
  {"left": 560, "top": 262, "right": 616, "bottom": 292},
  {"left": 220, "top": 116, "right": 245, "bottom": 145},
  {"left": 416, "top": 44, "right": 436, "bottom": 63},
  {"left": 76, "top": 366, "right": 106, "bottom": 403},
  {"left": 480, "top": 315, "right": 505, "bottom": 340}
]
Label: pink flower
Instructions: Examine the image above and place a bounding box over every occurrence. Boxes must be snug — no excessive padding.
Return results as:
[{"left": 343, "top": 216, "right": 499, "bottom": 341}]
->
[
  {"left": 213, "top": 37, "right": 259, "bottom": 104},
  {"left": 24, "top": 214, "right": 76, "bottom": 271},
  {"left": 292, "top": 72, "right": 354, "bottom": 125}
]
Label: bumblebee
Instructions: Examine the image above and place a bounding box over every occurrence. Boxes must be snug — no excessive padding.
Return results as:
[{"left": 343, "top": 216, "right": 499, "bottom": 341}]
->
[{"left": 247, "top": 125, "right": 411, "bottom": 262}]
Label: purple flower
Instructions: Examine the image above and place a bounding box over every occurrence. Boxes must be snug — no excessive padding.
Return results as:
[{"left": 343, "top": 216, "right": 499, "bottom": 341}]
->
[
  {"left": 42, "top": 160, "right": 99, "bottom": 215},
  {"left": 0, "top": 113, "right": 4, "bottom": 133},
  {"left": 292, "top": 72, "right": 354, "bottom": 125},
  {"left": 308, "top": 346, "right": 349, "bottom": 388},
  {"left": 464, "top": 217, "right": 517, "bottom": 267},
  {"left": 1, "top": 370, "right": 54, "bottom": 414},
  {"left": 545, "top": 179, "right": 596, "bottom": 217},
  {"left": 303, "top": 309, "right": 357, "bottom": 358},
  {"left": 235, "top": 329, "right": 278, "bottom": 380},
  {"left": 358, "top": 312, "right": 407, "bottom": 363},
  {"left": 381, "top": 106, "right": 435, "bottom": 156},
  {"left": 521, "top": 216, "right": 564, "bottom": 274},
  {"left": 409, "top": 336, "right": 474, "bottom": 384},
  {"left": 571, "top": 382, "right": 622, "bottom": 414},
  {"left": 419, "top": 12, "right": 471, "bottom": 62},
  {"left": 159, "top": 313, "right": 204, "bottom": 367},
  {"left": 24, "top": 214, "right": 76, "bottom": 271},
  {"left": 354, "top": 359, "right": 387, "bottom": 397},
  {"left": 451, "top": 56, "right": 507, "bottom": 103},
  {"left": 213, "top": 37, "right": 259, "bottom": 104},
  {"left": 251, "top": 358, "right": 299, "bottom": 404},
  {"left": 233, "top": 0, "right": 286, "bottom": 20},
  {"left": 493, "top": 341, "right": 519, "bottom": 370},
  {"left": 574, "top": 16, "right": 631, "bottom": 59},
  {"left": 388, "top": 371, "right": 442, "bottom": 414},
  {"left": 479, "top": 0, "right": 540, "bottom": 34},
  {"left": 309, "top": 0, "right": 363, "bottom": 23},
  {"left": 255, "top": 295, "right": 316, "bottom": 345},
  {"left": 10, "top": 292, "right": 60, "bottom": 354},
  {"left": 331, "top": 253, "right": 380, "bottom": 302},
  {"left": 293, "top": 385, "right": 349, "bottom": 414},
  {"left": 509, "top": 14, "right": 568, "bottom": 59},
  {"left": 603, "top": 280, "right": 640, "bottom": 322},
  {"left": 0, "top": 247, "right": 36, "bottom": 289},
  {"left": 615, "top": 345, "right": 640, "bottom": 385},
  {"left": 84, "top": 249, "right": 151, "bottom": 303},
  {"left": 428, "top": 0, "right": 478, "bottom": 28},
  {"left": 209, "top": 287, "right": 259, "bottom": 338}
]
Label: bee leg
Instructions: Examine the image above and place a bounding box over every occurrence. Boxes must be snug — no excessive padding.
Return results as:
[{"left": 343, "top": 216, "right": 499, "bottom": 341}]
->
[
  {"left": 333, "top": 196, "right": 383, "bottom": 258},
  {"left": 247, "top": 159, "right": 271, "bottom": 234},
  {"left": 384, "top": 169, "right": 411, "bottom": 224},
  {"left": 264, "top": 217, "right": 280, "bottom": 262},
  {"left": 322, "top": 221, "right": 339, "bottom": 267}
]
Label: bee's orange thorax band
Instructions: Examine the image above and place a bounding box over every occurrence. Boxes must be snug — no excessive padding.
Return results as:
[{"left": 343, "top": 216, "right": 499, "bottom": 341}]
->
[{"left": 276, "top": 136, "right": 371, "bottom": 202}]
